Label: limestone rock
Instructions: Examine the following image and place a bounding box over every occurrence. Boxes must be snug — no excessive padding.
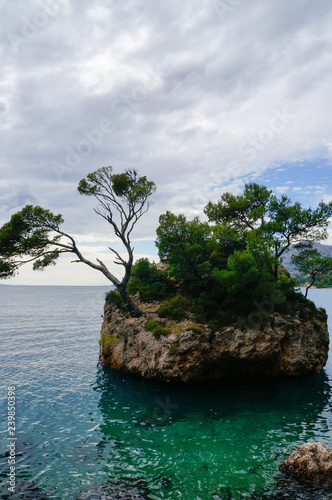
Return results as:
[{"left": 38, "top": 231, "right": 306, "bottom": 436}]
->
[
  {"left": 99, "top": 302, "right": 329, "bottom": 383},
  {"left": 279, "top": 442, "right": 332, "bottom": 486}
]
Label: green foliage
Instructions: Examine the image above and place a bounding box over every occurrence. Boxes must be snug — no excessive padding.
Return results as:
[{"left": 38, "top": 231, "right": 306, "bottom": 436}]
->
[
  {"left": 144, "top": 320, "right": 170, "bottom": 340},
  {"left": 0, "top": 205, "right": 63, "bottom": 257},
  {"left": 98, "top": 333, "right": 119, "bottom": 345},
  {"left": 314, "top": 321, "right": 327, "bottom": 329},
  {"left": 157, "top": 295, "right": 191, "bottom": 321},
  {"left": 105, "top": 290, "right": 126, "bottom": 312},
  {"left": 205, "top": 182, "right": 332, "bottom": 277},
  {"left": 212, "top": 225, "right": 247, "bottom": 266},
  {"left": 186, "top": 325, "right": 204, "bottom": 334},
  {"left": 191, "top": 287, "right": 226, "bottom": 326},
  {"left": 77, "top": 177, "right": 98, "bottom": 196},
  {"left": 78, "top": 166, "right": 156, "bottom": 205},
  {"left": 0, "top": 259, "right": 15, "bottom": 279},
  {"left": 204, "top": 183, "right": 272, "bottom": 230},
  {"left": 316, "top": 275, "right": 332, "bottom": 287},
  {"left": 155, "top": 183, "right": 331, "bottom": 327},
  {"left": 292, "top": 247, "right": 332, "bottom": 297},
  {"left": 156, "top": 211, "right": 218, "bottom": 296},
  {"left": 112, "top": 171, "right": 156, "bottom": 204},
  {"left": 0, "top": 205, "right": 64, "bottom": 278},
  {"left": 215, "top": 250, "right": 275, "bottom": 305},
  {"left": 292, "top": 248, "right": 332, "bottom": 278},
  {"left": 0, "top": 166, "right": 156, "bottom": 318},
  {"left": 111, "top": 172, "right": 135, "bottom": 197},
  {"left": 33, "top": 251, "right": 60, "bottom": 271},
  {"left": 127, "top": 259, "right": 175, "bottom": 302},
  {"left": 77, "top": 167, "right": 156, "bottom": 318}
]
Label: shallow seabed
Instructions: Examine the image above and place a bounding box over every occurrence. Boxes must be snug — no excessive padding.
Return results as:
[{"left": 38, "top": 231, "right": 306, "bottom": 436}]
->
[{"left": 0, "top": 286, "right": 332, "bottom": 499}]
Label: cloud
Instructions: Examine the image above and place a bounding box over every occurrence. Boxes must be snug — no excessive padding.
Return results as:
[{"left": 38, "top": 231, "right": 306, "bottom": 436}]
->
[
  {"left": 275, "top": 186, "right": 290, "bottom": 194},
  {"left": 0, "top": 182, "right": 40, "bottom": 213},
  {"left": 1, "top": 0, "right": 332, "bottom": 283}
]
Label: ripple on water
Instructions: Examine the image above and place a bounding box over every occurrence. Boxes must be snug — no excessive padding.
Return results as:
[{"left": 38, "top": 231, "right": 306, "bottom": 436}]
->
[{"left": 1, "top": 286, "right": 332, "bottom": 499}]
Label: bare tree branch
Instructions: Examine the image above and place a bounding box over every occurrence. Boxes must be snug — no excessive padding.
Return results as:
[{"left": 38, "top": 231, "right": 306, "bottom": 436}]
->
[{"left": 0, "top": 168, "right": 156, "bottom": 318}]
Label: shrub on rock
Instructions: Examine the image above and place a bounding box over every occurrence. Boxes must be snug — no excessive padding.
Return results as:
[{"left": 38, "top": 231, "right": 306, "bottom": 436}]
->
[{"left": 157, "top": 295, "right": 191, "bottom": 321}]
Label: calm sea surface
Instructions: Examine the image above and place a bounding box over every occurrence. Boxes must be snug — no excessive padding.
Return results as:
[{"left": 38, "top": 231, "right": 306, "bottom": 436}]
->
[{"left": 0, "top": 286, "right": 332, "bottom": 499}]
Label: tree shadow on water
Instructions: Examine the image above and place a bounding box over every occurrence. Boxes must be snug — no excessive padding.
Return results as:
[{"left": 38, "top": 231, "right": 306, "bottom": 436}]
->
[
  {"left": 93, "top": 363, "right": 332, "bottom": 430},
  {"left": 89, "top": 363, "right": 332, "bottom": 499}
]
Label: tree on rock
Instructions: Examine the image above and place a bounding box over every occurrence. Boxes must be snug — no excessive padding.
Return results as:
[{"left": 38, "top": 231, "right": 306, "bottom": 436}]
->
[
  {"left": 0, "top": 166, "right": 156, "bottom": 317},
  {"left": 205, "top": 183, "right": 332, "bottom": 278},
  {"left": 292, "top": 247, "right": 332, "bottom": 297},
  {"left": 155, "top": 183, "right": 332, "bottom": 324}
]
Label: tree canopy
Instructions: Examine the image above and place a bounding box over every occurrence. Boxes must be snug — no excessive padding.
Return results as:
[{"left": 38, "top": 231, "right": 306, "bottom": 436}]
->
[
  {"left": 0, "top": 166, "right": 156, "bottom": 317},
  {"left": 205, "top": 183, "right": 332, "bottom": 277},
  {"left": 2, "top": 176, "right": 331, "bottom": 325},
  {"left": 155, "top": 183, "right": 332, "bottom": 325},
  {"left": 156, "top": 211, "right": 217, "bottom": 295},
  {"left": 292, "top": 246, "right": 332, "bottom": 297}
]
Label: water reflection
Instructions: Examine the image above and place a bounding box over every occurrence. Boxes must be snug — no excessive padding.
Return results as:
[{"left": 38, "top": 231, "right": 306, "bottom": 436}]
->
[{"left": 91, "top": 363, "right": 332, "bottom": 499}]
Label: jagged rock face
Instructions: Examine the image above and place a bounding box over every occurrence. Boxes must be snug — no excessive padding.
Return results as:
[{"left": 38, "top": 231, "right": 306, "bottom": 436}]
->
[
  {"left": 279, "top": 442, "right": 332, "bottom": 486},
  {"left": 99, "top": 303, "right": 329, "bottom": 383}
]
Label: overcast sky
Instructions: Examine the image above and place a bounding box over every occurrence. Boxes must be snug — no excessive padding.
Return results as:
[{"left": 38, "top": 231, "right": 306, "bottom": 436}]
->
[{"left": 1, "top": 0, "right": 332, "bottom": 285}]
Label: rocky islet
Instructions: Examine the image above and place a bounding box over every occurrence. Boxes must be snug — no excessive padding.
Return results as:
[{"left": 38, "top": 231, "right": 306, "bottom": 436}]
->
[{"left": 99, "top": 298, "right": 329, "bottom": 383}]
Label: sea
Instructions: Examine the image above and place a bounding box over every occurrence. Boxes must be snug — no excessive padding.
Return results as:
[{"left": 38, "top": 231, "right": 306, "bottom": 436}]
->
[{"left": 0, "top": 285, "right": 332, "bottom": 500}]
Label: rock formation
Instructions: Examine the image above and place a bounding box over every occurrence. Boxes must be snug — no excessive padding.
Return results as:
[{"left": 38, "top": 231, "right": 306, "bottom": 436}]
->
[
  {"left": 99, "top": 300, "right": 329, "bottom": 383},
  {"left": 279, "top": 442, "right": 332, "bottom": 486}
]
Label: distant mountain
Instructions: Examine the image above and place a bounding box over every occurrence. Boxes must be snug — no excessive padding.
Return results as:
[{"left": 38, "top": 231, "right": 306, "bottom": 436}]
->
[{"left": 282, "top": 242, "right": 332, "bottom": 276}]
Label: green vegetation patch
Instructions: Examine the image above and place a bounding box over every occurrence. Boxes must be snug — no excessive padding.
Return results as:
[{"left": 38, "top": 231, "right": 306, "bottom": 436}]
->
[
  {"left": 185, "top": 324, "right": 204, "bottom": 335},
  {"left": 127, "top": 258, "right": 176, "bottom": 302},
  {"left": 99, "top": 333, "right": 119, "bottom": 345},
  {"left": 314, "top": 321, "right": 327, "bottom": 329},
  {"left": 105, "top": 290, "right": 127, "bottom": 313},
  {"left": 157, "top": 295, "right": 191, "bottom": 321},
  {"left": 145, "top": 319, "right": 170, "bottom": 340},
  {"left": 155, "top": 183, "right": 332, "bottom": 328}
]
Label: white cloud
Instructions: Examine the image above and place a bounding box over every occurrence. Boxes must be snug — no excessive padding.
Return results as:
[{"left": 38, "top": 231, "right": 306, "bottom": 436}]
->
[
  {"left": 1, "top": 0, "right": 332, "bottom": 284},
  {"left": 275, "top": 186, "right": 290, "bottom": 194}
]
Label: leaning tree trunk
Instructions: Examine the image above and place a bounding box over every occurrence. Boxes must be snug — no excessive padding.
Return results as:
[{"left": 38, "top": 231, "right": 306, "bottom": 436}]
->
[
  {"left": 117, "top": 286, "right": 143, "bottom": 318},
  {"left": 305, "top": 277, "right": 316, "bottom": 298}
]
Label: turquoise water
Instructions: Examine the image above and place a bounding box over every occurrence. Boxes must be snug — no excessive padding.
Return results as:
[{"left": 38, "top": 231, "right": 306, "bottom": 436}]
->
[{"left": 0, "top": 286, "right": 332, "bottom": 499}]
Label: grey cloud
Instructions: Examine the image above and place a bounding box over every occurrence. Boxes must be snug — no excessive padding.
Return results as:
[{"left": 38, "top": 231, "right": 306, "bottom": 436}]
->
[
  {"left": 1, "top": 0, "right": 332, "bottom": 239},
  {"left": 0, "top": 183, "right": 40, "bottom": 216}
]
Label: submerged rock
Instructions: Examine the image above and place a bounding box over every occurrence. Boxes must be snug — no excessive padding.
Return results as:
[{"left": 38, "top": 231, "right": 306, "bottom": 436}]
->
[
  {"left": 99, "top": 301, "right": 329, "bottom": 383},
  {"left": 279, "top": 442, "right": 332, "bottom": 486}
]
